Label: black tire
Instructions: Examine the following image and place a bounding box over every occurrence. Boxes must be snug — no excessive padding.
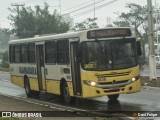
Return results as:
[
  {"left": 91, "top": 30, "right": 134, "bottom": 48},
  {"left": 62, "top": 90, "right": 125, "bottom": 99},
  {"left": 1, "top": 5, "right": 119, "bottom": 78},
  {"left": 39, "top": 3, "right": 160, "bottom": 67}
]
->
[
  {"left": 62, "top": 82, "right": 75, "bottom": 104},
  {"left": 107, "top": 94, "right": 119, "bottom": 101},
  {"left": 24, "top": 77, "right": 33, "bottom": 97},
  {"left": 24, "top": 77, "right": 40, "bottom": 98}
]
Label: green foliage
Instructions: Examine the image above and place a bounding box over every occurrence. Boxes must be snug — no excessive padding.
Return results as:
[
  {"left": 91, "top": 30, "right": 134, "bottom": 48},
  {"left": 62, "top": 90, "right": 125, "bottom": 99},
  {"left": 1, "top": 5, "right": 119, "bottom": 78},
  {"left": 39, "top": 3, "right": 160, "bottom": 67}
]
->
[
  {"left": 74, "top": 18, "right": 99, "bottom": 30},
  {"left": 2, "top": 50, "right": 8, "bottom": 62},
  {"left": 106, "top": 24, "right": 114, "bottom": 27},
  {"left": 8, "top": 3, "right": 70, "bottom": 38},
  {"left": 113, "top": 21, "right": 130, "bottom": 27},
  {"left": 1, "top": 50, "right": 9, "bottom": 68},
  {"left": 110, "top": 3, "right": 160, "bottom": 64},
  {"left": 0, "top": 66, "right": 9, "bottom": 72},
  {"left": 113, "top": 3, "right": 148, "bottom": 38},
  {"left": 0, "top": 28, "right": 10, "bottom": 50}
]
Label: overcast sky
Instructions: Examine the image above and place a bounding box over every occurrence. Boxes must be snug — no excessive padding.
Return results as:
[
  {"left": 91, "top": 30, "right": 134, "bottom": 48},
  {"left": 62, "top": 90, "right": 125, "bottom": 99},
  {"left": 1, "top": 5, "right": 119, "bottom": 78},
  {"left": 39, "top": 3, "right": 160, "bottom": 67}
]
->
[{"left": 0, "top": 0, "right": 159, "bottom": 29}]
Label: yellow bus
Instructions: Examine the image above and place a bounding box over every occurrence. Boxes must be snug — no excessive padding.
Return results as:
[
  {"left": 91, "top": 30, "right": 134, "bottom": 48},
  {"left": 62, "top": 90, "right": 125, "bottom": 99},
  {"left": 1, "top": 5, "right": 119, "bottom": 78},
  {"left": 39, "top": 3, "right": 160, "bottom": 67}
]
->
[{"left": 9, "top": 27, "right": 142, "bottom": 104}]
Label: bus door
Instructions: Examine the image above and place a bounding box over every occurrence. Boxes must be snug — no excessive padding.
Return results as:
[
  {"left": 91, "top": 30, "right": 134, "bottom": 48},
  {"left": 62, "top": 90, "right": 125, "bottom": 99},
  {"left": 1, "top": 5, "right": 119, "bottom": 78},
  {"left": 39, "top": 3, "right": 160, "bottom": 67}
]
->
[
  {"left": 70, "top": 41, "right": 82, "bottom": 96},
  {"left": 36, "top": 44, "right": 46, "bottom": 91}
]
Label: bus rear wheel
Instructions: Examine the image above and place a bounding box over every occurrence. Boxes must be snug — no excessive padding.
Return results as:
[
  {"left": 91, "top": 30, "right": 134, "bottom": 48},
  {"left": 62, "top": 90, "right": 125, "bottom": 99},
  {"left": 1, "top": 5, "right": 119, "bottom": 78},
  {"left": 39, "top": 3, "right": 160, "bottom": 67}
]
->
[
  {"left": 24, "top": 77, "right": 39, "bottom": 98},
  {"left": 107, "top": 94, "right": 119, "bottom": 101},
  {"left": 62, "top": 82, "right": 75, "bottom": 104},
  {"left": 24, "top": 77, "right": 33, "bottom": 97}
]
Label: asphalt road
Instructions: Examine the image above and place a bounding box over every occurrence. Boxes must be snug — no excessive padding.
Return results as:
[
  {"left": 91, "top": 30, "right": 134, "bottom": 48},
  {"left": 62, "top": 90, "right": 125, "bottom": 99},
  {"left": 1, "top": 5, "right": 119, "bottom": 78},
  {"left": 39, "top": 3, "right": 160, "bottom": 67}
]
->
[
  {"left": 0, "top": 71, "right": 160, "bottom": 119},
  {"left": 0, "top": 71, "right": 95, "bottom": 119}
]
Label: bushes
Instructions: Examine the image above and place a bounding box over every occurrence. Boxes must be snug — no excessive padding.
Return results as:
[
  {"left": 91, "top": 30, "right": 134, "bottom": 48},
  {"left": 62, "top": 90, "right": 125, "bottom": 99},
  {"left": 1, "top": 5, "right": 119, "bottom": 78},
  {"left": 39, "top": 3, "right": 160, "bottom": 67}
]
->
[{"left": 0, "top": 50, "right": 9, "bottom": 68}]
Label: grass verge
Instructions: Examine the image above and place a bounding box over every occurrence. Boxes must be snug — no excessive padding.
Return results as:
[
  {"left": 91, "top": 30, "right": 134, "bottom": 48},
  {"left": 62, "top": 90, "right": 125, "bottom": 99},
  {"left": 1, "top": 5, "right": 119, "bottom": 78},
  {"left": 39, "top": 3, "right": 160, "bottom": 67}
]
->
[{"left": 0, "top": 66, "right": 9, "bottom": 72}]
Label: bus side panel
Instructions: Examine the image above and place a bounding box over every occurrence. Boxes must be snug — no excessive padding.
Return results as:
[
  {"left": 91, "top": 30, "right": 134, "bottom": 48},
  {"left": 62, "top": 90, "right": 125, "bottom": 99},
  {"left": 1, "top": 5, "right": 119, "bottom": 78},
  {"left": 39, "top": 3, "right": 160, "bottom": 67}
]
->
[
  {"left": 11, "top": 75, "right": 19, "bottom": 86},
  {"left": 10, "top": 64, "right": 20, "bottom": 87},
  {"left": 67, "top": 82, "right": 74, "bottom": 96},
  {"left": 17, "top": 76, "right": 24, "bottom": 88},
  {"left": 57, "top": 65, "right": 74, "bottom": 96},
  {"left": 45, "top": 64, "right": 74, "bottom": 96},
  {"left": 46, "top": 80, "right": 60, "bottom": 94},
  {"left": 18, "top": 64, "right": 39, "bottom": 91},
  {"left": 29, "top": 77, "right": 39, "bottom": 91},
  {"left": 45, "top": 80, "right": 74, "bottom": 96},
  {"left": 45, "top": 65, "right": 59, "bottom": 94}
]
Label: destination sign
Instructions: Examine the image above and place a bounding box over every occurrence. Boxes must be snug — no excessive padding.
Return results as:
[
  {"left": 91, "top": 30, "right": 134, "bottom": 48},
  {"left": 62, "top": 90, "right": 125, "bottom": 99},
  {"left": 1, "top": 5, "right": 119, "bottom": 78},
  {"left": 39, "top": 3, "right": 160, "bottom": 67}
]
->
[{"left": 87, "top": 28, "right": 132, "bottom": 39}]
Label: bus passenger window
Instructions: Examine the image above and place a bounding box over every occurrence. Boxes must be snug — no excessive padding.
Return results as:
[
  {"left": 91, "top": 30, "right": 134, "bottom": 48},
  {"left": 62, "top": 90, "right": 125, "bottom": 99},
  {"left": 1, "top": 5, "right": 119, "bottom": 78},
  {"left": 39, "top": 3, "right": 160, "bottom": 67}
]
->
[
  {"left": 9, "top": 45, "right": 15, "bottom": 63},
  {"left": 15, "top": 45, "right": 20, "bottom": 63},
  {"left": 21, "top": 44, "right": 28, "bottom": 63},
  {"left": 57, "top": 40, "right": 69, "bottom": 64},
  {"left": 28, "top": 43, "right": 35, "bottom": 63},
  {"left": 45, "top": 41, "right": 56, "bottom": 64}
]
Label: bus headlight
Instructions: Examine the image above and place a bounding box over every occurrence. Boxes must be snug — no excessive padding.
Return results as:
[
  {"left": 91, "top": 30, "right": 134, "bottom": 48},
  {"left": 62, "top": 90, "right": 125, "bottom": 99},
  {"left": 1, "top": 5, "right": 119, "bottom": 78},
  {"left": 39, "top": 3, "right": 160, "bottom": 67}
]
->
[
  {"left": 91, "top": 81, "right": 97, "bottom": 86},
  {"left": 131, "top": 75, "right": 140, "bottom": 82},
  {"left": 83, "top": 80, "right": 97, "bottom": 87},
  {"left": 131, "top": 77, "right": 136, "bottom": 82}
]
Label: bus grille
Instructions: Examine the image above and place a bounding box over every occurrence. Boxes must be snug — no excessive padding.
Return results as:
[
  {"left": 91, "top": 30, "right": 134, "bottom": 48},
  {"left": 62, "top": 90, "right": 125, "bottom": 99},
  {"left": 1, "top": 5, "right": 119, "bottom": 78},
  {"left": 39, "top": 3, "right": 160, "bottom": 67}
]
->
[
  {"left": 95, "top": 71, "right": 130, "bottom": 78},
  {"left": 96, "top": 80, "right": 130, "bottom": 92},
  {"left": 98, "top": 80, "right": 129, "bottom": 85}
]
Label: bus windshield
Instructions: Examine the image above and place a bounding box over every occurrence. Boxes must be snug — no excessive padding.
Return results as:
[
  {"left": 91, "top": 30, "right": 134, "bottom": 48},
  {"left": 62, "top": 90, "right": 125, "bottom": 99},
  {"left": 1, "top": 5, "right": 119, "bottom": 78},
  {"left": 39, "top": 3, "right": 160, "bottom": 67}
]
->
[{"left": 81, "top": 38, "right": 137, "bottom": 71}]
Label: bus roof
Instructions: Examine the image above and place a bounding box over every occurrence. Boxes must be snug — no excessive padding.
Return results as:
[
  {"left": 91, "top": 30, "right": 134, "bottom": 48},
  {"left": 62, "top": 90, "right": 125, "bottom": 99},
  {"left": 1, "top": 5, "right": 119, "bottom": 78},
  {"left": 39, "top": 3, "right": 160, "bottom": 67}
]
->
[
  {"left": 8, "top": 27, "right": 135, "bottom": 45},
  {"left": 8, "top": 31, "right": 82, "bottom": 45}
]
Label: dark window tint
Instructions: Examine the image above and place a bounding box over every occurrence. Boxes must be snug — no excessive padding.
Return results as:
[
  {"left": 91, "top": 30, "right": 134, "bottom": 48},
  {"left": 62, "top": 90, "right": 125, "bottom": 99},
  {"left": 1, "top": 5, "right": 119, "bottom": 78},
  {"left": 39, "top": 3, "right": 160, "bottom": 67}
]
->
[
  {"left": 28, "top": 43, "right": 35, "bottom": 63},
  {"left": 15, "top": 45, "right": 20, "bottom": 63},
  {"left": 21, "top": 44, "right": 28, "bottom": 63},
  {"left": 9, "top": 45, "right": 15, "bottom": 63},
  {"left": 45, "top": 41, "right": 56, "bottom": 63},
  {"left": 57, "top": 40, "right": 69, "bottom": 64}
]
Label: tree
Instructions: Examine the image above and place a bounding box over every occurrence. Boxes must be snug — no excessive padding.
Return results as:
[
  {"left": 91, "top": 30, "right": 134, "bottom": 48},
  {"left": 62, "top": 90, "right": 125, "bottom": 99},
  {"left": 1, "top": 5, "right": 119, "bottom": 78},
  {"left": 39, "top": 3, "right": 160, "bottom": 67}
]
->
[
  {"left": 113, "top": 21, "right": 130, "bottom": 27},
  {"left": 113, "top": 3, "right": 160, "bottom": 40},
  {"left": 112, "top": 3, "right": 160, "bottom": 63},
  {"left": 8, "top": 3, "right": 70, "bottom": 38},
  {"left": 74, "top": 18, "right": 99, "bottom": 30},
  {"left": 1, "top": 50, "right": 9, "bottom": 68},
  {"left": 113, "top": 3, "right": 148, "bottom": 38},
  {"left": 0, "top": 28, "right": 10, "bottom": 50}
]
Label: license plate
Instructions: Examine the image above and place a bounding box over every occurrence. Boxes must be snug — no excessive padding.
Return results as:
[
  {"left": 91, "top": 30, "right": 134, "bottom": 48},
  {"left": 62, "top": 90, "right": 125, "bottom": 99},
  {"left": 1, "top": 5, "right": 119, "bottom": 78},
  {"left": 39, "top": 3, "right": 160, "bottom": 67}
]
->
[{"left": 110, "top": 87, "right": 119, "bottom": 90}]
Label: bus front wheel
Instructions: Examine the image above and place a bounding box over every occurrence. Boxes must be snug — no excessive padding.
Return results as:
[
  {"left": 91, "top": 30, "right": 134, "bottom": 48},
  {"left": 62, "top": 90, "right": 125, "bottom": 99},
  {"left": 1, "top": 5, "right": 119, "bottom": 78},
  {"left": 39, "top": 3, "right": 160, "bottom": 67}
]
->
[
  {"left": 107, "top": 94, "right": 119, "bottom": 101},
  {"left": 62, "top": 82, "right": 75, "bottom": 104}
]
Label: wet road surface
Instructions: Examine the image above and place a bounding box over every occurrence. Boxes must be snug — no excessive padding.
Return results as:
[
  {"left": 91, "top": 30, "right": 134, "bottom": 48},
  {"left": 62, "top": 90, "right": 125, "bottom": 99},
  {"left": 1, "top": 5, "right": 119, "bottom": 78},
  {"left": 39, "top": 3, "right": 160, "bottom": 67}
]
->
[{"left": 0, "top": 71, "right": 160, "bottom": 119}]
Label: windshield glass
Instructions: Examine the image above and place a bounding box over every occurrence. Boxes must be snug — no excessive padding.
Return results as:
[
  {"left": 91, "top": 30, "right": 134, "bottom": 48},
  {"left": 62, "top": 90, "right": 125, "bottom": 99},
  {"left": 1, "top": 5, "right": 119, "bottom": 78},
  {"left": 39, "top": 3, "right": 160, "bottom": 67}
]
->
[{"left": 81, "top": 38, "right": 137, "bottom": 71}]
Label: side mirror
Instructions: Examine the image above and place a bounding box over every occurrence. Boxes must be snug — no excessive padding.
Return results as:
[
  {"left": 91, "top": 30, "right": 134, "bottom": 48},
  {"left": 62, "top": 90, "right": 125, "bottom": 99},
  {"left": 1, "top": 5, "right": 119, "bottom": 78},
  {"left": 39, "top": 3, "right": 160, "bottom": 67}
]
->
[{"left": 136, "top": 41, "right": 142, "bottom": 56}]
